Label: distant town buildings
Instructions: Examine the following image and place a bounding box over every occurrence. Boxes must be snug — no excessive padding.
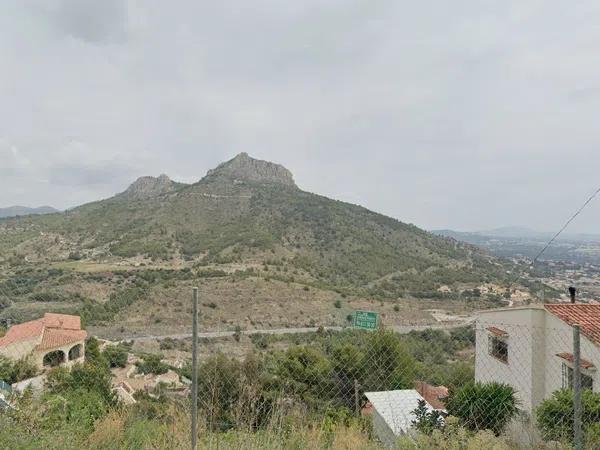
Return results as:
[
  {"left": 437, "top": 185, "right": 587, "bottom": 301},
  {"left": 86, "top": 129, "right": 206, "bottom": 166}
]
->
[{"left": 0, "top": 313, "right": 87, "bottom": 370}]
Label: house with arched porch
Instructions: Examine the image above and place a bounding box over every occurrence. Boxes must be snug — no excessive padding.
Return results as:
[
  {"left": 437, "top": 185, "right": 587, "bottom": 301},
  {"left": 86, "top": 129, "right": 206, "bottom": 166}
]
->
[{"left": 0, "top": 313, "right": 87, "bottom": 371}]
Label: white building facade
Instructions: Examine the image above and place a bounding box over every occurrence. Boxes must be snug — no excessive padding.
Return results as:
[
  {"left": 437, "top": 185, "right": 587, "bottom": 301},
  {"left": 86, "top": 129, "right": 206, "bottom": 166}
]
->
[{"left": 475, "top": 304, "right": 600, "bottom": 414}]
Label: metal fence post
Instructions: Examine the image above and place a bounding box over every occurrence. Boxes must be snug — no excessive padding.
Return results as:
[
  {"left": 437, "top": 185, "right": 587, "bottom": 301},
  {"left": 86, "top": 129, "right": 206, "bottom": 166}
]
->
[
  {"left": 354, "top": 378, "right": 360, "bottom": 416},
  {"left": 191, "top": 287, "right": 199, "bottom": 450},
  {"left": 573, "top": 323, "right": 582, "bottom": 450}
]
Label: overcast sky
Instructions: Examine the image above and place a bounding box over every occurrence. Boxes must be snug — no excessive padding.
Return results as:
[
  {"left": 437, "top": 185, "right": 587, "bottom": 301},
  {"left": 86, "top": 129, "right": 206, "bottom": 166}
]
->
[{"left": 2, "top": 1, "right": 600, "bottom": 233}]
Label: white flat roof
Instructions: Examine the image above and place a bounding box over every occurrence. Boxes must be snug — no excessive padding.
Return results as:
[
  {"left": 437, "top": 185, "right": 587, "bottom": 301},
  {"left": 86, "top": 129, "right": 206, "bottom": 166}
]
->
[{"left": 365, "top": 389, "right": 432, "bottom": 435}]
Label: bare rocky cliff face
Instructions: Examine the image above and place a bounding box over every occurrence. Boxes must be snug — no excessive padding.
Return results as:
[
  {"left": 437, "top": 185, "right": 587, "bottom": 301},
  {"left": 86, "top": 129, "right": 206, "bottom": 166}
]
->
[
  {"left": 119, "top": 174, "right": 178, "bottom": 200},
  {"left": 205, "top": 152, "right": 296, "bottom": 187}
]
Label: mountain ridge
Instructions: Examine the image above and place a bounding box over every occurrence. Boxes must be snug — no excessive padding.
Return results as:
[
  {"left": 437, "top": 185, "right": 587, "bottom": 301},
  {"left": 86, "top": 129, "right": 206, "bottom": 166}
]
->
[
  {"left": 1, "top": 153, "right": 519, "bottom": 306},
  {"left": 0, "top": 205, "right": 59, "bottom": 218}
]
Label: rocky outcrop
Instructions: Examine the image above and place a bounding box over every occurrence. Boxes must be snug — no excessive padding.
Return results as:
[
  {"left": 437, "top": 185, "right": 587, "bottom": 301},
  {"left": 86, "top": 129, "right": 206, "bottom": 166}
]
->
[
  {"left": 205, "top": 153, "right": 296, "bottom": 187},
  {"left": 119, "top": 174, "right": 178, "bottom": 200}
]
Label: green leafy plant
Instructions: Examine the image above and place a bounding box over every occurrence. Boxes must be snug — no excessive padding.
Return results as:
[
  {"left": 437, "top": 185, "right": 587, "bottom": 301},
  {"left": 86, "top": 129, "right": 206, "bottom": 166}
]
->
[
  {"left": 536, "top": 389, "right": 600, "bottom": 445},
  {"left": 412, "top": 399, "right": 444, "bottom": 433},
  {"left": 446, "top": 382, "right": 518, "bottom": 435},
  {"left": 136, "top": 354, "right": 169, "bottom": 375}
]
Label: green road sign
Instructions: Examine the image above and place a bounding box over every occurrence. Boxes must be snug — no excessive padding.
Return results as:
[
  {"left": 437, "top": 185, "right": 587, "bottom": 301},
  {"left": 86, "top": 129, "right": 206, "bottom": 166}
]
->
[{"left": 353, "top": 310, "right": 379, "bottom": 330}]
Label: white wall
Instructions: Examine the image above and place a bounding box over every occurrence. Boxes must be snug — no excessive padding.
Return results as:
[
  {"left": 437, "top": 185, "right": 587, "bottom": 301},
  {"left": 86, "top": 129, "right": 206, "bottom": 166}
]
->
[
  {"left": 543, "top": 313, "right": 600, "bottom": 398},
  {"left": 475, "top": 307, "right": 545, "bottom": 413},
  {"left": 476, "top": 306, "right": 600, "bottom": 414}
]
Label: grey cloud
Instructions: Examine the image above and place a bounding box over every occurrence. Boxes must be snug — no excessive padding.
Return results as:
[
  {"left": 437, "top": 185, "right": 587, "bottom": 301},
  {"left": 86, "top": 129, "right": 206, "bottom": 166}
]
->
[
  {"left": 53, "top": 0, "right": 128, "bottom": 44},
  {"left": 1, "top": 1, "right": 600, "bottom": 233},
  {"left": 48, "top": 162, "right": 136, "bottom": 188}
]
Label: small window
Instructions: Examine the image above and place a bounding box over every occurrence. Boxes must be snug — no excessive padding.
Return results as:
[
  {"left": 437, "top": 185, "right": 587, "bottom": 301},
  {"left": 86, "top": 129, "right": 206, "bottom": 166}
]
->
[
  {"left": 562, "top": 363, "right": 594, "bottom": 390},
  {"left": 488, "top": 335, "right": 508, "bottom": 363}
]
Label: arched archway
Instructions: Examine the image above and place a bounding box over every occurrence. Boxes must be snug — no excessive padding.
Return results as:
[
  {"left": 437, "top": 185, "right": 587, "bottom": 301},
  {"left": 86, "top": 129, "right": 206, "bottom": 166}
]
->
[
  {"left": 43, "top": 350, "right": 65, "bottom": 368},
  {"left": 68, "top": 344, "right": 82, "bottom": 361}
]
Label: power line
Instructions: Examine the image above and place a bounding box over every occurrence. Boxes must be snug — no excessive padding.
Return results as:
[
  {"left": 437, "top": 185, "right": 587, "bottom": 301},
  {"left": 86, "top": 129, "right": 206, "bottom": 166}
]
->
[
  {"left": 531, "top": 186, "right": 600, "bottom": 265},
  {"left": 508, "top": 185, "right": 600, "bottom": 292}
]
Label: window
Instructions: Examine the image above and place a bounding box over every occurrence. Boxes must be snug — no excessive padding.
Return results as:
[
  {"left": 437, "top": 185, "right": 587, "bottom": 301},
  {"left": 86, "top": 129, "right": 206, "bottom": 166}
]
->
[
  {"left": 488, "top": 335, "right": 508, "bottom": 363},
  {"left": 562, "top": 363, "right": 594, "bottom": 390}
]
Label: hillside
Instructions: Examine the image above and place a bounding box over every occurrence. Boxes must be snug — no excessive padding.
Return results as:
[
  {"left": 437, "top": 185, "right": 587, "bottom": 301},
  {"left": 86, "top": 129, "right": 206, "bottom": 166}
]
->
[{"left": 0, "top": 153, "right": 530, "bottom": 334}]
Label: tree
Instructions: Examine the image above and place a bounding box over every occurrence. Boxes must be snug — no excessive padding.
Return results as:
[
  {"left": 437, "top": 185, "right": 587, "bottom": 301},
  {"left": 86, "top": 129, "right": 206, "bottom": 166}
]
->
[
  {"left": 536, "top": 389, "right": 600, "bottom": 445},
  {"left": 361, "top": 330, "right": 416, "bottom": 392},
  {"left": 102, "top": 344, "right": 128, "bottom": 368},
  {"left": 0, "top": 356, "right": 38, "bottom": 384},
  {"left": 331, "top": 343, "right": 364, "bottom": 409},
  {"left": 274, "top": 345, "right": 333, "bottom": 408},
  {"left": 84, "top": 336, "right": 104, "bottom": 366},
  {"left": 446, "top": 382, "right": 518, "bottom": 435},
  {"left": 46, "top": 363, "right": 116, "bottom": 407},
  {"left": 136, "top": 354, "right": 169, "bottom": 375},
  {"left": 412, "top": 399, "right": 444, "bottom": 434}
]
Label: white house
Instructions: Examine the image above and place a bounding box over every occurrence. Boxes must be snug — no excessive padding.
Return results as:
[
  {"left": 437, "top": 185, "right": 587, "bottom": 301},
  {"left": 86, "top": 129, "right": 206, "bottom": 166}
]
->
[
  {"left": 364, "top": 389, "right": 438, "bottom": 447},
  {"left": 475, "top": 304, "right": 600, "bottom": 414}
]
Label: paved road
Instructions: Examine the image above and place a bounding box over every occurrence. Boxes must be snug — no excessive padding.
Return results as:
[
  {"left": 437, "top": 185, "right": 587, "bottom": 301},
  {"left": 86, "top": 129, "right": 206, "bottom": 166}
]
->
[{"left": 116, "top": 319, "right": 474, "bottom": 343}]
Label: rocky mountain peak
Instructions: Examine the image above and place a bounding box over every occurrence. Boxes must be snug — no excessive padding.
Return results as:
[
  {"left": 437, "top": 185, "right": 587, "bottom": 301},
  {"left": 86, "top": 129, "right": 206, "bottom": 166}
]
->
[
  {"left": 205, "top": 153, "right": 296, "bottom": 187},
  {"left": 119, "top": 174, "right": 177, "bottom": 200}
]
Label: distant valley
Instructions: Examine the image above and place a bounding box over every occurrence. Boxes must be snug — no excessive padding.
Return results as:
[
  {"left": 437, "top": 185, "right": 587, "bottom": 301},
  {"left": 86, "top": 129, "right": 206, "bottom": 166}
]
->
[{"left": 433, "top": 227, "right": 600, "bottom": 264}]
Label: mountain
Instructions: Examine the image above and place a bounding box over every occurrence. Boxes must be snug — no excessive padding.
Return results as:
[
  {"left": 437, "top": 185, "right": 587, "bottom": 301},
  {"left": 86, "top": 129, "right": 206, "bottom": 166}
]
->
[
  {"left": 0, "top": 153, "right": 526, "bottom": 332},
  {"left": 206, "top": 152, "right": 296, "bottom": 187},
  {"left": 116, "top": 174, "right": 185, "bottom": 201},
  {"left": 0, "top": 205, "right": 58, "bottom": 218}
]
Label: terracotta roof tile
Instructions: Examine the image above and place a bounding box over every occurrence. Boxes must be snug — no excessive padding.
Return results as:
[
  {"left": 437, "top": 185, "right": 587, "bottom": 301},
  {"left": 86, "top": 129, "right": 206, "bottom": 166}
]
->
[
  {"left": 556, "top": 352, "right": 595, "bottom": 369},
  {"left": 42, "top": 313, "right": 81, "bottom": 330},
  {"left": 0, "top": 313, "right": 85, "bottom": 351},
  {"left": 415, "top": 381, "right": 448, "bottom": 410},
  {"left": 486, "top": 326, "right": 509, "bottom": 337},
  {"left": 545, "top": 304, "right": 600, "bottom": 346},
  {"left": 0, "top": 319, "right": 44, "bottom": 347},
  {"left": 38, "top": 328, "right": 87, "bottom": 351}
]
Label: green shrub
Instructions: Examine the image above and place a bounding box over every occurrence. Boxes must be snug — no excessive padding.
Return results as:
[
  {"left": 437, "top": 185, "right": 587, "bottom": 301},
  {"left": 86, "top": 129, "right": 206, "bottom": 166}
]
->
[
  {"left": 536, "top": 389, "right": 600, "bottom": 445},
  {"left": 361, "top": 330, "right": 416, "bottom": 392},
  {"left": 102, "top": 344, "right": 128, "bottom": 368},
  {"left": 334, "top": 300, "right": 342, "bottom": 309},
  {"left": 0, "top": 356, "right": 38, "bottom": 384},
  {"left": 274, "top": 346, "right": 333, "bottom": 408},
  {"left": 136, "top": 354, "right": 169, "bottom": 375},
  {"left": 411, "top": 399, "right": 444, "bottom": 434},
  {"left": 46, "top": 362, "right": 116, "bottom": 407},
  {"left": 446, "top": 382, "right": 518, "bottom": 435}
]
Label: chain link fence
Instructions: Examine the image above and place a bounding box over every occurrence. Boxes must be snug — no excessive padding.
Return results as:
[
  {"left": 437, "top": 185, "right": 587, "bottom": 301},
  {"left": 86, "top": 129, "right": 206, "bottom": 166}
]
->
[{"left": 0, "top": 304, "right": 599, "bottom": 449}]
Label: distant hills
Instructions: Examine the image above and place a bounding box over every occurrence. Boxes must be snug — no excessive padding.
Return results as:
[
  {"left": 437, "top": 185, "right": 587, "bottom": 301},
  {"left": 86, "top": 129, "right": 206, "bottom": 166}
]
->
[
  {"left": 433, "top": 227, "right": 600, "bottom": 263},
  {"left": 434, "top": 226, "right": 600, "bottom": 243},
  {"left": 0, "top": 205, "right": 58, "bottom": 218}
]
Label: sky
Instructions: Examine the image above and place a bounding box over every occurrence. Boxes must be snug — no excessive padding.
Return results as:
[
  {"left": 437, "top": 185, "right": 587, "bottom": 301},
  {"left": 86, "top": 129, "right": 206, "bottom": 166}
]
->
[{"left": 2, "top": 1, "right": 600, "bottom": 233}]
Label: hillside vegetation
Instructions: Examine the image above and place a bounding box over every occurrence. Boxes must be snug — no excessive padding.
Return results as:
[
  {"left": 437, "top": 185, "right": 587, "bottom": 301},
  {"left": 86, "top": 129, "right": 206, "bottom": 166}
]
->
[{"left": 0, "top": 153, "right": 533, "bottom": 331}]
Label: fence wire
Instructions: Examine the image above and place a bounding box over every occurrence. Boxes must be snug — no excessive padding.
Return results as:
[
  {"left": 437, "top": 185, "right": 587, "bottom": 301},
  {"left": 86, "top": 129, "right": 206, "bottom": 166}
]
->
[{"left": 0, "top": 314, "right": 599, "bottom": 449}]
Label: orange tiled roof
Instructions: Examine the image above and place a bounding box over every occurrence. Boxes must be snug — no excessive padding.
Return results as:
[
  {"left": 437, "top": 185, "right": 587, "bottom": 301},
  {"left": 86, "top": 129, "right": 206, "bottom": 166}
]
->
[
  {"left": 38, "top": 328, "right": 87, "bottom": 350},
  {"left": 486, "top": 326, "right": 509, "bottom": 337},
  {"left": 42, "top": 313, "right": 81, "bottom": 330},
  {"left": 415, "top": 381, "right": 449, "bottom": 410},
  {"left": 556, "top": 352, "right": 595, "bottom": 369},
  {"left": 545, "top": 304, "right": 600, "bottom": 346},
  {"left": 0, "top": 313, "right": 86, "bottom": 350},
  {"left": 0, "top": 319, "right": 44, "bottom": 347}
]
